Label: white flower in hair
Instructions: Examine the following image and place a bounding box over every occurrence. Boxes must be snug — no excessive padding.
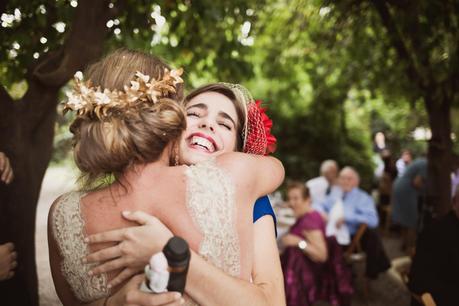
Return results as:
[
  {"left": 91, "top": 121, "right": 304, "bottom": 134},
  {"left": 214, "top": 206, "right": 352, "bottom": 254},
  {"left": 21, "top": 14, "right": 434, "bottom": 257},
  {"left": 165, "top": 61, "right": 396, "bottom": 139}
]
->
[
  {"left": 135, "top": 71, "right": 150, "bottom": 83},
  {"left": 65, "top": 91, "right": 85, "bottom": 110},
  {"left": 170, "top": 68, "right": 184, "bottom": 85},
  {"left": 63, "top": 67, "right": 184, "bottom": 118},
  {"left": 80, "top": 85, "right": 90, "bottom": 96},
  {"left": 130, "top": 80, "right": 140, "bottom": 91},
  {"left": 74, "top": 71, "right": 83, "bottom": 81},
  {"left": 94, "top": 91, "right": 110, "bottom": 105}
]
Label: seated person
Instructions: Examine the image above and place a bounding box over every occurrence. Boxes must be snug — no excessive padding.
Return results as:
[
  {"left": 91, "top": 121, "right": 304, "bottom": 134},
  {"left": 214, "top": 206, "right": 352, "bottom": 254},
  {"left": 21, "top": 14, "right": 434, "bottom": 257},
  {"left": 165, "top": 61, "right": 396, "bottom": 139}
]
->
[
  {"left": 317, "top": 167, "right": 391, "bottom": 279},
  {"left": 281, "top": 182, "right": 352, "bottom": 306},
  {"left": 408, "top": 187, "right": 459, "bottom": 306}
]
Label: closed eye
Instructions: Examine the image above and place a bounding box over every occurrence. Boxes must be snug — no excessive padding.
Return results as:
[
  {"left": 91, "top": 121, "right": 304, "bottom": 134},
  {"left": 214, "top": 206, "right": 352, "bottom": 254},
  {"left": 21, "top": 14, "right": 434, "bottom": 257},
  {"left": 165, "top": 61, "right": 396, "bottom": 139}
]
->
[
  {"left": 187, "top": 111, "right": 200, "bottom": 118},
  {"left": 218, "top": 121, "right": 232, "bottom": 130}
]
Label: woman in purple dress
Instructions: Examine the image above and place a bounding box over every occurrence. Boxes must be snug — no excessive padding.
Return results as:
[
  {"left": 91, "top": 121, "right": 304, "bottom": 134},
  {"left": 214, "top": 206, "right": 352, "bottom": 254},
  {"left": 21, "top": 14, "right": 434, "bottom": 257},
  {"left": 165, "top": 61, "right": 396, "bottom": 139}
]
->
[{"left": 281, "top": 182, "right": 353, "bottom": 306}]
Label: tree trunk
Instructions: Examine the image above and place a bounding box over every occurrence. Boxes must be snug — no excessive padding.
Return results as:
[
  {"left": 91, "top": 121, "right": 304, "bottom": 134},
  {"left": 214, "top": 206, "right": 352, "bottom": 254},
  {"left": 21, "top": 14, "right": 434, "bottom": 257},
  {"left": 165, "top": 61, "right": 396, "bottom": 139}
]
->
[
  {"left": 371, "top": 0, "right": 454, "bottom": 218},
  {"left": 424, "top": 93, "right": 452, "bottom": 217},
  {"left": 0, "top": 82, "right": 57, "bottom": 306},
  {"left": 0, "top": 1, "right": 114, "bottom": 304}
]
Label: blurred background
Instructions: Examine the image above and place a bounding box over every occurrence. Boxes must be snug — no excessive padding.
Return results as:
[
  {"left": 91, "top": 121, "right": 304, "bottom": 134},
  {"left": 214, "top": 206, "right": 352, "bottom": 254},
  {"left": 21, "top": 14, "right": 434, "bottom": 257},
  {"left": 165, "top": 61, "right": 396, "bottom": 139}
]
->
[{"left": 1, "top": 1, "right": 458, "bottom": 305}]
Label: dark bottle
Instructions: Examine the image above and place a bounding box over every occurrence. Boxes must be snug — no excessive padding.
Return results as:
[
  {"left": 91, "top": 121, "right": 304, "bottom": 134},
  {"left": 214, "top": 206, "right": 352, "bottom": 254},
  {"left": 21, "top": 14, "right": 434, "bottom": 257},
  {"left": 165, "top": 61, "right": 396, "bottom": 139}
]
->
[{"left": 163, "top": 236, "right": 190, "bottom": 294}]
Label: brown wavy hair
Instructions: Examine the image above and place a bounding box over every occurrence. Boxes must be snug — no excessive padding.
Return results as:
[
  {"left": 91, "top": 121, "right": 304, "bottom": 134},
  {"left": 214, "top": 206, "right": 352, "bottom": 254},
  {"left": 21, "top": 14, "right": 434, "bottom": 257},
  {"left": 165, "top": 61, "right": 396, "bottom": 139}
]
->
[{"left": 70, "top": 48, "right": 186, "bottom": 189}]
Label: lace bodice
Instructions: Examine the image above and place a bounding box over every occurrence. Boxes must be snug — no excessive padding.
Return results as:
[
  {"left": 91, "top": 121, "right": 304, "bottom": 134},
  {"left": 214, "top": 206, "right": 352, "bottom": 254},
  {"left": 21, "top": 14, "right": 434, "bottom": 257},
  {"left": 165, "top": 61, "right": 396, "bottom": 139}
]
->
[
  {"left": 51, "top": 191, "right": 109, "bottom": 302},
  {"left": 50, "top": 160, "right": 241, "bottom": 305},
  {"left": 185, "top": 160, "right": 240, "bottom": 276}
]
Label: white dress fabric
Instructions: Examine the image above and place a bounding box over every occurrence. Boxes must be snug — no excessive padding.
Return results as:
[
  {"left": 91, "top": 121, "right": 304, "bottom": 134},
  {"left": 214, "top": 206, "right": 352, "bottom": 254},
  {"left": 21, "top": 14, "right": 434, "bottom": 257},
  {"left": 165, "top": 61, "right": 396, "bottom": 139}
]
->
[{"left": 51, "top": 160, "right": 240, "bottom": 305}]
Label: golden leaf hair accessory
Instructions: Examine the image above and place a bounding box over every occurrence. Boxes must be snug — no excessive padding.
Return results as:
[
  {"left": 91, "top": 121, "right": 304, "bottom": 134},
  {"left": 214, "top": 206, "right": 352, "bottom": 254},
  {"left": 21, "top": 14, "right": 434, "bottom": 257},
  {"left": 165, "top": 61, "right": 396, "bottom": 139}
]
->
[{"left": 63, "top": 68, "right": 184, "bottom": 119}]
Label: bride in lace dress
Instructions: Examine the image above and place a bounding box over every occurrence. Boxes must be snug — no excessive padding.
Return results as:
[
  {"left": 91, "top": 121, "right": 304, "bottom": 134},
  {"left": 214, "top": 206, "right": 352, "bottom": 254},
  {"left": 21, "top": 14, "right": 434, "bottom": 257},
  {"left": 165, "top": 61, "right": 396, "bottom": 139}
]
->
[{"left": 48, "top": 49, "right": 284, "bottom": 306}]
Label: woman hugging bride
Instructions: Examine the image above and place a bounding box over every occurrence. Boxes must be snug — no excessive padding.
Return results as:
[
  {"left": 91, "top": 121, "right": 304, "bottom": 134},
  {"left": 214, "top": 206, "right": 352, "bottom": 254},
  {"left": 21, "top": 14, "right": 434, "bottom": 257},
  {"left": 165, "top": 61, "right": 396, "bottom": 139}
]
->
[{"left": 48, "top": 48, "right": 285, "bottom": 306}]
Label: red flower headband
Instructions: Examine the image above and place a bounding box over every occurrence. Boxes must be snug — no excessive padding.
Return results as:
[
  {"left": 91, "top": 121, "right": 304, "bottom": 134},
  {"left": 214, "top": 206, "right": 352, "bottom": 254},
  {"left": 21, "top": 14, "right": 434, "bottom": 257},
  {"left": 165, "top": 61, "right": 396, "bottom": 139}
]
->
[{"left": 243, "top": 100, "right": 277, "bottom": 156}]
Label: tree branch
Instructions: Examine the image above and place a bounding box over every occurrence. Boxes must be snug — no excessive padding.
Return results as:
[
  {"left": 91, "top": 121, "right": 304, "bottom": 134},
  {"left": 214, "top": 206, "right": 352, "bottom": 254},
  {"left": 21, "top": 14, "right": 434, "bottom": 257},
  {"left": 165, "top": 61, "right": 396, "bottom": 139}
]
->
[
  {"left": 370, "top": 0, "right": 428, "bottom": 91},
  {"left": 32, "top": 0, "right": 115, "bottom": 87},
  {"left": 22, "top": 0, "right": 120, "bottom": 132}
]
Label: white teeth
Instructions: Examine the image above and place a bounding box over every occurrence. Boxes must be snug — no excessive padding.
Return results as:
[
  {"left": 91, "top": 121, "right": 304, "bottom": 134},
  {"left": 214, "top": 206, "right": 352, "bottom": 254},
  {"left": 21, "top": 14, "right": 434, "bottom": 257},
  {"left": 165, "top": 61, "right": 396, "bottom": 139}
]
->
[{"left": 190, "top": 136, "right": 215, "bottom": 152}]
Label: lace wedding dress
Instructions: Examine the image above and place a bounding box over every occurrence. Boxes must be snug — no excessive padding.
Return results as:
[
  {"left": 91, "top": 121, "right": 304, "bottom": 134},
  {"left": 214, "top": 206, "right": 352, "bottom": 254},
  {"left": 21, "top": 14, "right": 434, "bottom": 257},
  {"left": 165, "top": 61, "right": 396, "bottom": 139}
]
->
[{"left": 50, "top": 160, "right": 241, "bottom": 305}]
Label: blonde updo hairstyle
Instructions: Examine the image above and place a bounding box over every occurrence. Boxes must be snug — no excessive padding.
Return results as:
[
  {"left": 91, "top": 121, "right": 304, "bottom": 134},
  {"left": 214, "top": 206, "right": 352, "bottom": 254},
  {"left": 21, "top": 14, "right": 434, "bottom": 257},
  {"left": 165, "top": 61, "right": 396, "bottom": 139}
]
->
[{"left": 70, "top": 49, "right": 186, "bottom": 189}]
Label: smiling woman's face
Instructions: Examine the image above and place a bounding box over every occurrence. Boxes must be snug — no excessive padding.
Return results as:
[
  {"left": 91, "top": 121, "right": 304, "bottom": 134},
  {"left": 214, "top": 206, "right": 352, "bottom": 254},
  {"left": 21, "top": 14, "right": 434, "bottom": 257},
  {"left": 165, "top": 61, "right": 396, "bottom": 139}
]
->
[{"left": 179, "top": 91, "right": 239, "bottom": 165}]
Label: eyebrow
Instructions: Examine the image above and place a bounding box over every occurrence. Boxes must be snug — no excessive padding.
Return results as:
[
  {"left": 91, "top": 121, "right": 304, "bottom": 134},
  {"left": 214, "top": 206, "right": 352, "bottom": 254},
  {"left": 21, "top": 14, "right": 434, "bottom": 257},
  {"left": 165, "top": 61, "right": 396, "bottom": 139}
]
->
[
  {"left": 186, "top": 103, "right": 207, "bottom": 111},
  {"left": 187, "top": 103, "right": 237, "bottom": 127}
]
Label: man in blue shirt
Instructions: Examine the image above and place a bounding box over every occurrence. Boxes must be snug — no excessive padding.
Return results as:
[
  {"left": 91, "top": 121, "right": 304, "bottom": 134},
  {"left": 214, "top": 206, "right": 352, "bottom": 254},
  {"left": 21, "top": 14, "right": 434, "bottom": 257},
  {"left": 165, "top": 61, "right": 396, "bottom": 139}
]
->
[{"left": 318, "top": 166, "right": 390, "bottom": 279}]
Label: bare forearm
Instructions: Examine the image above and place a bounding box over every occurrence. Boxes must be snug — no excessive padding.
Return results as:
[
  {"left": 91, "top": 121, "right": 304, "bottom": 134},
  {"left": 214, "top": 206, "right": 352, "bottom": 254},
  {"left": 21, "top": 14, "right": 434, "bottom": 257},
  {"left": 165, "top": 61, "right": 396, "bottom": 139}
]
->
[
  {"left": 186, "top": 251, "right": 282, "bottom": 306},
  {"left": 304, "top": 242, "right": 327, "bottom": 263}
]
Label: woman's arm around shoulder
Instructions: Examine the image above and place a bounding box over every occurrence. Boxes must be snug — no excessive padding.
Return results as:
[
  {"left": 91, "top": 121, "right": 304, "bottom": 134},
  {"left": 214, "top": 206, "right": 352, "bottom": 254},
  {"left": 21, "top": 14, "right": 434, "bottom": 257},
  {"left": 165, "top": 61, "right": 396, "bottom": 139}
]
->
[{"left": 217, "top": 152, "right": 285, "bottom": 198}]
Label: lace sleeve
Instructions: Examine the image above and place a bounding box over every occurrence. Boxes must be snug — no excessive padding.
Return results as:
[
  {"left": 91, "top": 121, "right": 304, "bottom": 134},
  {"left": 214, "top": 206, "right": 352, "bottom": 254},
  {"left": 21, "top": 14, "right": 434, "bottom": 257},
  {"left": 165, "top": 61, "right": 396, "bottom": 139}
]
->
[{"left": 185, "top": 160, "right": 241, "bottom": 277}]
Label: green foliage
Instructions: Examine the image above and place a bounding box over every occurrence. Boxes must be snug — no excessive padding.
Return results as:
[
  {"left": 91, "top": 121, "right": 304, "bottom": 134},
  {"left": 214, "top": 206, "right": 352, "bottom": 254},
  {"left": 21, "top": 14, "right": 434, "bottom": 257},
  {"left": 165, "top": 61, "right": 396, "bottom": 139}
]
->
[{"left": 3, "top": 0, "right": 448, "bottom": 188}]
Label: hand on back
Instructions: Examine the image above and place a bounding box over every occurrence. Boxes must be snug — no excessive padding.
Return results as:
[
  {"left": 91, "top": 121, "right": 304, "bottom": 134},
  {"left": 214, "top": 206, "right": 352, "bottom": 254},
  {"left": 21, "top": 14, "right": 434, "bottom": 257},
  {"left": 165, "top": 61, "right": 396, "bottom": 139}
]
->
[{"left": 85, "top": 211, "right": 173, "bottom": 288}]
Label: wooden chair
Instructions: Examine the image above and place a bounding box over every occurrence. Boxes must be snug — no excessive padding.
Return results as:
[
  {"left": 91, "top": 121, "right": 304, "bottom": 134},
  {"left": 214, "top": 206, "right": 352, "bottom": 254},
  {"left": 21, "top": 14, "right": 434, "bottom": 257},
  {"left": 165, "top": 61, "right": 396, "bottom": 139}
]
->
[
  {"left": 344, "top": 223, "right": 368, "bottom": 261},
  {"left": 344, "top": 224, "right": 369, "bottom": 296}
]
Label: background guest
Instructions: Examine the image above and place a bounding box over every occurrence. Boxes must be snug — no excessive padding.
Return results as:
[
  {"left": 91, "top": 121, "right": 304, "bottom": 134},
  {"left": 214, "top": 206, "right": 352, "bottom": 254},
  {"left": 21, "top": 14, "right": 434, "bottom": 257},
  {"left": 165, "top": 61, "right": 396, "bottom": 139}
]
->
[
  {"left": 451, "top": 154, "right": 459, "bottom": 198},
  {"left": 396, "top": 149, "right": 413, "bottom": 178},
  {"left": 392, "top": 157, "right": 427, "bottom": 252},
  {"left": 307, "top": 160, "right": 341, "bottom": 208},
  {"left": 281, "top": 182, "right": 352, "bottom": 306},
  {"left": 0, "top": 152, "right": 16, "bottom": 280},
  {"left": 0, "top": 151, "right": 20, "bottom": 304},
  {"left": 318, "top": 167, "right": 391, "bottom": 279},
  {"left": 377, "top": 149, "right": 398, "bottom": 227}
]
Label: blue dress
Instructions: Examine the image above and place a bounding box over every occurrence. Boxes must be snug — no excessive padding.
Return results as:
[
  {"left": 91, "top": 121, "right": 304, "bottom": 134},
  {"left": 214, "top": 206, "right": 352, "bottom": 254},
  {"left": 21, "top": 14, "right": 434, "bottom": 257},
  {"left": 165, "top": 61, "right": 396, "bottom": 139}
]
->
[
  {"left": 392, "top": 158, "right": 428, "bottom": 228},
  {"left": 253, "top": 195, "right": 277, "bottom": 236}
]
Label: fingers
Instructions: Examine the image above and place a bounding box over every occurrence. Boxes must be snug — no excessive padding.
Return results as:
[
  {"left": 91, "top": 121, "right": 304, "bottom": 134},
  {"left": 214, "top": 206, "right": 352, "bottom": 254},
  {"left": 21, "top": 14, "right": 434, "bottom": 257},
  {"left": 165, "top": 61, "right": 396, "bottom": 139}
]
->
[
  {"left": 85, "top": 245, "right": 122, "bottom": 263},
  {"left": 122, "top": 211, "right": 157, "bottom": 226},
  {"left": 4, "top": 242, "right": 15, "bottom": 252},
  {"left": 85, "top": 229, "right": 125, "bottom": 244},
  {"left": 0, "top": 152, "right": 5, "bottom": 171},
  {"left": 0, "top": 155, "right": 12, "bottom": 184},
  {"left": 108, "top": 267, "right": 138, "bottom": 288},
  {"left": 89, "top": 257, "right": 125, "bottom": 276},
  {"left": 126, "top": 290, "right": 183, "bottom": 306},
  {"left": 4, "top": 166, "right": 14, "bottom": 184}
]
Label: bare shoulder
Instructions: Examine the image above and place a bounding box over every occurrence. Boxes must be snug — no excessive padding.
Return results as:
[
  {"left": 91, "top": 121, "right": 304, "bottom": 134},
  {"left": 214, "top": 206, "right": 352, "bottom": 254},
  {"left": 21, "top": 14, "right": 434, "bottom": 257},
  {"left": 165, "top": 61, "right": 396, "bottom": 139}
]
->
[
  {"left": 216, "top": 152, "right": 284, "bottom": 187},
  {"left": 48, "top": 192, "right": 75, "bottom": 219},
  {"left": 216, "top": 152, "right": 255, "bottom": 169}
]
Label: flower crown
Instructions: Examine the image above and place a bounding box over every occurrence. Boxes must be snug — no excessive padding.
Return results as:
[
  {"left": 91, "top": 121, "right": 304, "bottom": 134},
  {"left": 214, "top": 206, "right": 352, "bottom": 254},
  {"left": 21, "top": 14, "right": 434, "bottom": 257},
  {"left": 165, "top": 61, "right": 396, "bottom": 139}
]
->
[{"left": 63, "top": 68, "right": 183, "bottom": 119}]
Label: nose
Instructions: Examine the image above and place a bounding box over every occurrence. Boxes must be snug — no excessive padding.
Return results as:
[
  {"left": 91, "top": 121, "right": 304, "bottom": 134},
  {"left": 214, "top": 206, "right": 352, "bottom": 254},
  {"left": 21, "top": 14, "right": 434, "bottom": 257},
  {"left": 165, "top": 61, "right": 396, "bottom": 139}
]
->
[{"left": 198, "top": 117, "right": 215, "bottom": 132}]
